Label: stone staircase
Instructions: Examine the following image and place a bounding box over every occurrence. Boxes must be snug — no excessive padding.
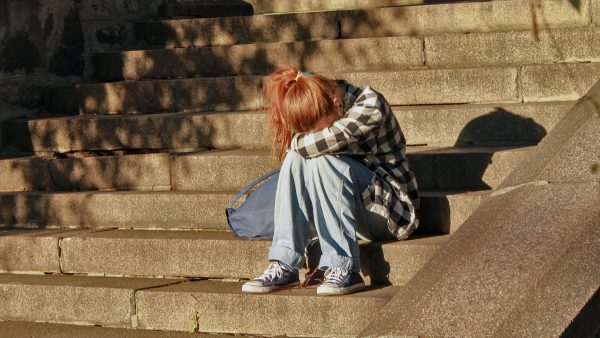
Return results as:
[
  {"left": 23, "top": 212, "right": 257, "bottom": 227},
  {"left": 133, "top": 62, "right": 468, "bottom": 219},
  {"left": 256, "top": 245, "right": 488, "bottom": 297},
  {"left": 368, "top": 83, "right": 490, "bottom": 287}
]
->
[{"left": 1, "top": 0, "right": 599, "bottom": 336}]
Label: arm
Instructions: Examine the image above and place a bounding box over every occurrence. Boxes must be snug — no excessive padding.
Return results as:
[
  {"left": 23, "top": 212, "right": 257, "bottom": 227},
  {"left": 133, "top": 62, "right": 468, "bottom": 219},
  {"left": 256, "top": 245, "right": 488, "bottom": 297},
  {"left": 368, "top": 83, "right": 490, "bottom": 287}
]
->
[{"left": 290, "top": 88, "right": 383, "bottom": 158}]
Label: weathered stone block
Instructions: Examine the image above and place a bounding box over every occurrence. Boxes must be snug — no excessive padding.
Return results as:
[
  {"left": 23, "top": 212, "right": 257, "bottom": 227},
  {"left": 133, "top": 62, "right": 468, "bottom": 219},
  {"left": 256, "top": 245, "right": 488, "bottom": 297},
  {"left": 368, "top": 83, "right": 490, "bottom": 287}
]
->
[
  {"left": 362, "top": 235, "right": 445, "bottom": 285},
  {"left": 59, "top": 228, "right": 445, "bottom": 284},
  {"left": 503, "top": 79, "right": 600, "bottom": 186},
  {"left": 136, "top": 11, "right": 340, "bottom": 48},
  {"left": 45, "top": 76, "right": 262, "bottom": 115},
  {"left": 520, "top": 62, "right": 600, "bottom": 102},
  {"left": 0, "top": 274, "right": 181, "bottom": 327},
  {"left": 0, "top": 191, "right": 233, "bottom": 229},
  {"left": 538, "top": 115, "right": 600, "bottom": 182},
  {"left": 0, "top": 190, "right": 484, "bottom": 233},
  {"left": 426, "top": 27, "right": 600, "bottom": 68},
  {"left": 398, "top": 102, "right": 570, "bottom": 147},
  {"left": 48, "top": 153, "right": 171, "bottom": 191},
  {"left": 360, "top": 183, "right": 600, "bottom": 337},
  {"left": 4, "top": 111, "right": 270, "bottom": 153},
  {"left": 95, "top": 36, "right": 423, "bottom": 81},
  {"left": 0, "top": 228, "right": 103, "bottom": 273},
  {"left": 0, "top": 156, "right": 53, "bottom": 192},
  {"left": 60, "top": 230, "right": 270, "bottom": 279},
  {"left": 341, "top": 0, "right": 591, "bottom": 39},
  {"left": 170, "top": 149, "right": 274, "bottom": 192},
  {"left": 418, "top": 191, "right": 487, "bottom": 235},
  {"left": 338, "top": 67, "right": 519, "bottom": 105},
  {"left": 0, "top": 229, "right": 57, "bottom": 272},
  {"left": 136, "top": 280, "right": 395, "bottom": 335},
  {"left": 431, "top": 147, "right": 529, "bottom": 190},
  {"left": 0, "top": 321, "right": 205, "bottom": 338},
  {"left": 4, "top": 102, "right": 570, "bottom": 153}
]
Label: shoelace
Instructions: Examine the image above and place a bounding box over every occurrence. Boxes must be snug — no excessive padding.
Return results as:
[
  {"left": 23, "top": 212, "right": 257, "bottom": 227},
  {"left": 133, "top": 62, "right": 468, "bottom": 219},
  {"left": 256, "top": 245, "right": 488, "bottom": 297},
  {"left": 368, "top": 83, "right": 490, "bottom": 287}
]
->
[
  {"left": 323, "top": 267, "right": 349, "bottom": 285},
  {"left": 256, "top": 261, "right": 285, "bottom": 282}
]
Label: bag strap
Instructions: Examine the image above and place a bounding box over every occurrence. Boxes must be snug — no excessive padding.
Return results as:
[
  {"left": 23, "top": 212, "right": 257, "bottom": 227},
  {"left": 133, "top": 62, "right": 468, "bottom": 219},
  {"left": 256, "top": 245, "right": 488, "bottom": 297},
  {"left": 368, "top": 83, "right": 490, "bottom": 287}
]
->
[{"left": 227, "top": 168, "right": 280, "bottom": 209}]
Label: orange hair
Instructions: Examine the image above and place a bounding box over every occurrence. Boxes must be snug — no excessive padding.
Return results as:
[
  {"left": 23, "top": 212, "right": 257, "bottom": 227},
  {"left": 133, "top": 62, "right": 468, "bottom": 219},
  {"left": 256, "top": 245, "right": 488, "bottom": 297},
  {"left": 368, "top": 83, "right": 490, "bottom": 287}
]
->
[{"left": 263, "top": 66, "right": 338, "bottom": 161}]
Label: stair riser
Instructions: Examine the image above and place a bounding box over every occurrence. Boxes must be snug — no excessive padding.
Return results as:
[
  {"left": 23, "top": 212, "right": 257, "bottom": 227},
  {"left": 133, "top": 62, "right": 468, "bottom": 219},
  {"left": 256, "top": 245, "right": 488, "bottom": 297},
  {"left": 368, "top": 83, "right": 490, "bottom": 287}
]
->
[
  {"left": 0, "top": 192, "right": 484, "bottom": 234},
  {"left": 0, "top": 154, "right": 171, "bottom": 193},
  {"left": 0, "top": 275, "right": 181, "bottom": 329},
  {"left": 57, "top": 233, "right": 441, "bottom": 285},
  {"left": 95, "top": 36, "right": 423, "bottom": 81},
  {"left": 138, "top": 1, "right": 590, "bottom": 48},
  {"left": 44, "top": 77, "right": 263, "bottom": 115},
  {"left": 136, "top": 11, "right": 340, "bottom": 48},
  {"left": 0, "top": 273, "right": 393, "bottom": 337},
  {"left": 0, "top": 284, "right": 135, "bottom": 327},
  {"left": 96, "top": 28, "right": 600, "bottom": 82},
  {"left": 135, "top": 286, "right": 389, "bottom": 336},
  {"left": 0, "top": 148, "right": 529, "bottom": 193},
  {"left": 173, "top": 149, "right": 530, "bottom": 192},
  {"left": 45, "top": 63, "right": 600, "bottom": 115},
  {"left": 6, "top": 102, "right": 571, "bottom": 153}
]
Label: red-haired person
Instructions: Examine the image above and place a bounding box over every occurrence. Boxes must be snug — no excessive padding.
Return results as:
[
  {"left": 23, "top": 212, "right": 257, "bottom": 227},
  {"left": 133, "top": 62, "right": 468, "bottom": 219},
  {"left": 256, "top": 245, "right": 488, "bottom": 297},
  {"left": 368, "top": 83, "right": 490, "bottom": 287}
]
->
[{"left": 242, "top": 67, "right": 419, "bottom": 295}]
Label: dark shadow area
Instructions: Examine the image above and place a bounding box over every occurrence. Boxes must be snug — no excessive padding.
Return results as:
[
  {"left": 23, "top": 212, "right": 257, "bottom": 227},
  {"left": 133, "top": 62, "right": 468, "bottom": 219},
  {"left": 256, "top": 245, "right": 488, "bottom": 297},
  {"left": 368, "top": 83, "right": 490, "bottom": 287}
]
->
[
  {"left": 562, "top": 286, "right": 600, "bottom": 338},
  {"left": 414, "top": 107, "right": 547, "bottom": 236},
  {"left": 360, "top": 241, "right": 393, "bottom": 286},
  {"left": 455, "top": 107, "right": 547, "bottom": 148},
  {"left": 160, "top": 0, "right": 254, "bottom": 19}
]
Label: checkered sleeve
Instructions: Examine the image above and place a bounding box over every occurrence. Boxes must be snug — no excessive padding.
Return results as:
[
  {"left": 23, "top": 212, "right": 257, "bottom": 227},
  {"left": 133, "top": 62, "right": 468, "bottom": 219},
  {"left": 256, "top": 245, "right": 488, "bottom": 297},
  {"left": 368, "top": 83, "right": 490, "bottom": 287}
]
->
[{"left": 291, "top": 88, "right": 383, "bottom": 158}]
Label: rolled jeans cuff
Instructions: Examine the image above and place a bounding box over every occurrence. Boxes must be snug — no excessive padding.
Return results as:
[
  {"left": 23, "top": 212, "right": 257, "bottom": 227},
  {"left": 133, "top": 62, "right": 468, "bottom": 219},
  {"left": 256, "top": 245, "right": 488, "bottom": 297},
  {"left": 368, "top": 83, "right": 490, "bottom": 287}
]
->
[
  {"left": 268, "top": 244, "right": 305, "bottom": 269},
  {"left": 320, "top": 253, "right": 360, "bottom": 272}
]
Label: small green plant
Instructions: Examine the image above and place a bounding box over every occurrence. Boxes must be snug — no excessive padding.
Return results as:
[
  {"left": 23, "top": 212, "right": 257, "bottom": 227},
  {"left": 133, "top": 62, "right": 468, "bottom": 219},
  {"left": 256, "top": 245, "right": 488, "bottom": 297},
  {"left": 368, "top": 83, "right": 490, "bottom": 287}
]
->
[
  {"left": 189, "top": 311, "right": 199, "bottom": 334},
  {"left": 568, "top": 0, "right": 581, "bottom": 11}
]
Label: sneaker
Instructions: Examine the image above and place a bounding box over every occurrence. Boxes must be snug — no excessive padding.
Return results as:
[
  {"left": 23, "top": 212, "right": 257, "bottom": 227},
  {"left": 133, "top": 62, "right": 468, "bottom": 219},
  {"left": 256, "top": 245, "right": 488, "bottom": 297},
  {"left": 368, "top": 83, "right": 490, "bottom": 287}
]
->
[
  {"left": 242, "top": 261, "right": 300, "bottom": 293},
  {"left": 316, "top": 267, "right": 366, "bottom": 296}
]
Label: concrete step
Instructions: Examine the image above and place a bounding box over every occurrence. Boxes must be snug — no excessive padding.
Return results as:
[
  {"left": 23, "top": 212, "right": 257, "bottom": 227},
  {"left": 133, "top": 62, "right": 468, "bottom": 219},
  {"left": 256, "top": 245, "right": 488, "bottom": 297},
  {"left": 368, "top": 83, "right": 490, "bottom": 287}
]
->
[
  {"left": 44, "top": 63, "right": 599, "bottom": 115},
  {"left": 0, "top": 190, "right": 487, "bottom": 234},
  {"left": 0, "top": 228, "right": 108, "bottom": 274},
  {"left": 0, "top": 273, "right": 397, "bottom": 336},
  {"left": 95, "top": 27, "right": 600, "bottom": 82},
  {"left": 5, "top": 102, "right": 572, "bottom": 153},
  {"left": 1, "top": 228, "right": 447, "bottom": 285},
  {"left": 135, "top": 280, "right": 398, "bottom": 336},
  {"left": 0, "top": 321, "right": 213, "bottom": 338},
  {"left": 137, "top": 0, "right": 590, "bottom": 48},
  {"left": 0, "top": 274, "right": 184, "bottom": 329},
  {"left": 172, "top": 147, "right": 530, "bottom": 192},
  {"left": 94, "top": 36, "right": 423, "bottom": 82},
  {"left": 0, "top": 146, "right": 531, "bottom": 193}
]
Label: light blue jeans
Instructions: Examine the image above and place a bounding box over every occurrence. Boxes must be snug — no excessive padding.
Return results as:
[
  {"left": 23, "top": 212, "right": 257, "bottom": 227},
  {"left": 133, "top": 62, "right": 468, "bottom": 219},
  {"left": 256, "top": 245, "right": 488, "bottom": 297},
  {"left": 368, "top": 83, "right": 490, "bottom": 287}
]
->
[{"left": 267, "top": 150, "right": 395, "bottom": 272}]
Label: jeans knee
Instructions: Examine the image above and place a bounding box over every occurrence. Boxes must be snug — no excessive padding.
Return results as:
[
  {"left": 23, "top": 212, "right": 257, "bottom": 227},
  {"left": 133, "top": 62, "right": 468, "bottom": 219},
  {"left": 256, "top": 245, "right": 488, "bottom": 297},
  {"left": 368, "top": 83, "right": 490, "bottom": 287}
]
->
[
  {"left": 310, "top": 154, "right": 351, "bottom": 177},
  {"left": 282, "top": 150, "right": 306, "bottom": 171}
]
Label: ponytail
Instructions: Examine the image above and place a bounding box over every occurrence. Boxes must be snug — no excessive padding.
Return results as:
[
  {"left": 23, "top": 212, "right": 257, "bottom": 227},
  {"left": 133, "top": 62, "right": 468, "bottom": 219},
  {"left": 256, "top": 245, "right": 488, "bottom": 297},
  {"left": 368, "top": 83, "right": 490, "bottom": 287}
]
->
[{"left": 263, "top": 66, "right": 338, "bottom": 161}]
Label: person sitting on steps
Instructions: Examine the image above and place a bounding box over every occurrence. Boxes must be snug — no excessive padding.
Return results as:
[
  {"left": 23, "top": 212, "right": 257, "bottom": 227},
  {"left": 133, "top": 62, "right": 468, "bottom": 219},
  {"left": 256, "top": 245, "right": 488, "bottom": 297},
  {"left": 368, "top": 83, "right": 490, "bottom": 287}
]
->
[{"left": 242, "top": 66, "right": 420, "bottom": 296}]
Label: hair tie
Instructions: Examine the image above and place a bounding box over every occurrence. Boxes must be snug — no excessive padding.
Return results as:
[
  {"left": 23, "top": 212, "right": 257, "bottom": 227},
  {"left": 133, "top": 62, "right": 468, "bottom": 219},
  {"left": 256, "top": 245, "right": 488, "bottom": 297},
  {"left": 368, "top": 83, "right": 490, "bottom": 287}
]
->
[{"left": 294, "top": 70, "right": 303, "bottom": 81}]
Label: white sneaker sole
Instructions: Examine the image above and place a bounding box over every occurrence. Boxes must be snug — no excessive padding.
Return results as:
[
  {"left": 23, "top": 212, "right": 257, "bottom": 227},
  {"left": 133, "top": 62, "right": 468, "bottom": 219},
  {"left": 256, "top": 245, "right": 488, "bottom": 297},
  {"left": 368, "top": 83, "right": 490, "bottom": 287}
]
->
[
  {"left": 317, "top": 282, "right": 366, "bottom": 296},
  {"left": 241, "top": 281, "right": 300, "bottom": 293}
]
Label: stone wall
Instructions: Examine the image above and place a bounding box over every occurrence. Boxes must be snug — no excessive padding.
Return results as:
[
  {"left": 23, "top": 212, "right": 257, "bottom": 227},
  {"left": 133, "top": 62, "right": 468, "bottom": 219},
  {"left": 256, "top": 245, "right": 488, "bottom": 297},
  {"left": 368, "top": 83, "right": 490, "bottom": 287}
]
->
[{"left": 0, "top": 0, "right": 163, "bottom": 150}]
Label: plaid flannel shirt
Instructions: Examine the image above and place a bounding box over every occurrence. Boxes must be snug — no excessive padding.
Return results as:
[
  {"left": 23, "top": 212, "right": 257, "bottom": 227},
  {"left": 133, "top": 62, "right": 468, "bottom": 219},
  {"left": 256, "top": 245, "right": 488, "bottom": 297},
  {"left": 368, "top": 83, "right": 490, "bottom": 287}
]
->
[{"left": 290, "top": 82, "right": 420, "bottom": 240}]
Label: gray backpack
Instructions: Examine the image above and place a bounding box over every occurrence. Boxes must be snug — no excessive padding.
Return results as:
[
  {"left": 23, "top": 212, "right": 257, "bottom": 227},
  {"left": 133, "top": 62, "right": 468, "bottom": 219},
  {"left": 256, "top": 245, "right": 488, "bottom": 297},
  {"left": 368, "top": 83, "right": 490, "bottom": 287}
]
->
[{"left": 225, "top": 169, "right": 279, "bottom": 240}]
